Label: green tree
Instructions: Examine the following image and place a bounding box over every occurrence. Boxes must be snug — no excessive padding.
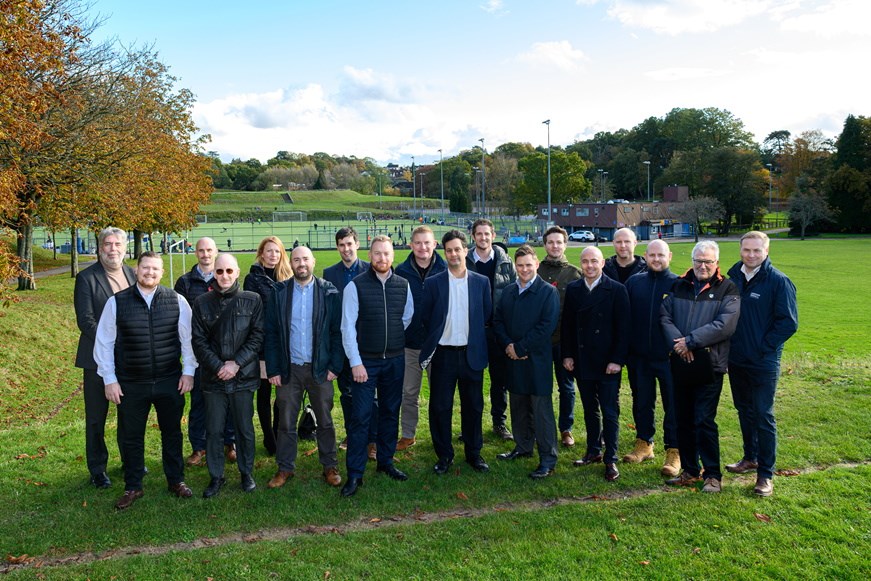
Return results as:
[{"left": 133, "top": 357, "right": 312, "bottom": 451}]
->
[
  {"left": 514, "top": 151, "right": 591, "bottom": 214},
  {"left": 789, "top": 189, "right": 835, "bottom": 240}
]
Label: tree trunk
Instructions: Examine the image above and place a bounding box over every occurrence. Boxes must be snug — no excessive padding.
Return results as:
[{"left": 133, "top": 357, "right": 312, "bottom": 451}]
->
[
  {"left": 70, "top": 226, "right": 79, "bottom": 277},
  {"left": 133, "top": 229, "right": 143, "bottom": 258},
  {"left": 16, "top": 222, "right": 35, "bottom": 290}
]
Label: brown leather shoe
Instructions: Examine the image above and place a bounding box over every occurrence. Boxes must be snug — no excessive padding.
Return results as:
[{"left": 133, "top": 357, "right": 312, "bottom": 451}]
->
[
  {"left": 267, "top": 470, "right": 294, "bottom": 489},
  {"left": 726, "top": 458, "right": 758, "bottom": 474},
  {"left": 114, "top": 489, "right": 144, "bottom": 510},
  {"left": 666, "top": 471, "right": 702, "bottom": 487},
  {"left": 754, "top": 477, "right": 773, "bottom": 497},
  {"left": 605, "top": 463, "right": 620, "bottom": 481},
  {"left": 186, "top": 450, "right": 206, "bottom": 466},
  {"left": 324, "top": 467, "right": 342, "bottom": 487},
  {"left": 225, "top": 444, "right": 237, "bottom": 463},
  {"left": 573, "top": 453, "right": 603, "bottom": 466},
  {"left": 561, "top": 431, "right": 575, "bottom": 447},
  {"left": 396, "top": 437, "right": 416, "bottom": 451},
  {"left": 168, "top": 481, "right": 193, "bottom": 498},
  {"left": 367, "top": 443, "right": 377, "bottom": 461}
]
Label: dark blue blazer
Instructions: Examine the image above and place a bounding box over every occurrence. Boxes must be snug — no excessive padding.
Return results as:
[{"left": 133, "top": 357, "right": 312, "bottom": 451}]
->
[
  {"left": 322, "top": 259, "right": 370, "bottom": 294},
  {"left": 419, "top": 269, "right": 492, "bottom": 372}
]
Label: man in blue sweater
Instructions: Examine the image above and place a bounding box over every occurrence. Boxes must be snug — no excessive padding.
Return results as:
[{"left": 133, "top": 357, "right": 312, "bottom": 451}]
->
[{"left": 726, "top": 231, "right": 798, "bottom": 497}]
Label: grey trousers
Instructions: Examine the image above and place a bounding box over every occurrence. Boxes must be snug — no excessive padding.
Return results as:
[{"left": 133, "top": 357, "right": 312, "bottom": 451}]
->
[
  {"left": 203, "top": 389, "right": 256, "bottom": 479},
  {"left": 275, "top": 364, "right": 338, "bottom": 472},
  {"left": 509, "top": 392, "right": 559, "bottom": 470},
  {"left": 400, "top": 348, "right": 430, "bottom": 439}
]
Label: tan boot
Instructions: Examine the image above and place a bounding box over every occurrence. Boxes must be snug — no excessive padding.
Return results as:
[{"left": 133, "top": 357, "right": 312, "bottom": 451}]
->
[
  {"left": 622, "top": 439, "right": 654, "bottom": 463},
  {"left": 661, "top": 448, "right": 681, "bottom": 477}
]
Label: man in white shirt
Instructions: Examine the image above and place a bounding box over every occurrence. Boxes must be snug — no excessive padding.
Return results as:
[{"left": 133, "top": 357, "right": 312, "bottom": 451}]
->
[{"left": 95, "top": 252, "right": 197, "bottom": 510}]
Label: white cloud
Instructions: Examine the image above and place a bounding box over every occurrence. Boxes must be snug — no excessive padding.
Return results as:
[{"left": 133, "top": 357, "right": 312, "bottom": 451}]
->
[
  {"left": 779, "top": 0, "right": 871, "bottom": 37},
  {"left": 644, "top": 67, "right": 731, "bottom": 81},
  {"left": 607, "top": 0, "right": 772, "bottom": 35},
  {"left": 517, "top": 41, "right": 588, "bottom": 71},
  {"left": 481, "top": 0, "right": 505, "bottom": 14}
]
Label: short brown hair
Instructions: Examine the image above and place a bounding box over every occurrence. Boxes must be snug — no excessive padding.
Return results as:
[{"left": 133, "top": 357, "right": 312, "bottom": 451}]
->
[
  {"left": 472, "top": 219, "right": 494, "bottom": 236},
  {"left": 514, "top": 244, "right": 537, "bottom": 260},
  {"left": 442, "top": 229, "right": 467, "bottom": 248},
  {"left": 370, "top": 234, "right": 393, "bottom": 247},
  {"left": 411, "top": 225, "right": 434, "bottom": 239},
  {"left": 335, "top": 226, "right": 359, "bottom": 244},
  {"left": 741, "top": 230, "right": 770, "bottom": 249},
  {"left": 543, "top": 226, "right": 568, "bottom": 243}
]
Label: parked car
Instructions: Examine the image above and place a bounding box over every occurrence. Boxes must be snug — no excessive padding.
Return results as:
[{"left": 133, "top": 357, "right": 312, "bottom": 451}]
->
[{"left": 568, "top": 230, "right": 595, "bottom": 242}]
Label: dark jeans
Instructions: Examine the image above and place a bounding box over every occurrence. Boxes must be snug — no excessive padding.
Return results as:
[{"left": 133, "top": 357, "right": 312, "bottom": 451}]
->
[
  {"left": 428, "top": 346, "right": 485, "bottom": 463},
  {"left": 203, "top": 389, "right": 256, "bottom": 479},
  {"left": 509, "top": 392, "right": 558, "bottom": 469},
  {"left": 187, "top": 369, "right": 235, "bottom": 451},
  {"left": 729, "top": 364, "right": 779, "bottom": 479},
  {"left": 345, "top": 356, "right": 403, "bottom": 479},
  {"left": 551, "top": 344, "right": 576, "bottom": 433},
  {"left": 337, "top": 359, "right": 378, "bottom": 443},
  {"left": 117, "top": 374, "right": 185, "bottom": 491},
  {"left": 485, "top": 333, "right": 509, "bottom": 427},
  {"left": 83, "top": 368, "right": 120, "bottom": 475},
  {"left": 256, "top": 377, "right": 278, "bottom": 455},
  {"left": 576, "top": 376, "right": 621, "bottom": 464},
  {"left": 674, "top": 373, "right": 724, "bottom": 480},
  {"left": 275, "top": 363, "right": 338, "bottom": 472},
  {"left": 627, "top": 355, "right": 678, "bottom": 448}
]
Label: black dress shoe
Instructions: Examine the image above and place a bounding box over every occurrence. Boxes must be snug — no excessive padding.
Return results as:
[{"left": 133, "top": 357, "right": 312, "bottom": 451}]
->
[
  {"left": 433, "top": 457, "right": 453, "bottom": 475},
  {"left": 573, "top": 453, "right": 604, "bottom": 466},
  {"left": 203, "top": 476, "right": 226, "bottom": 498},
  {"left": 90, "top": 472, "right": 111, "bottom": 489},
  {"left": 467, "top": 456, "right": 490, "bottom": 472},
  {"left": 241, "top": 473, "right": 256, "bottom": 493},
  {"left": 341, "top": 477, "right": 363, "bottom": 497},
  {"left": 605, "top": 463, "right": 620, "bottom": 481},
  {"left": 529, "top": 465, "right": 555, "bottom": 479},
  {"left": 497, "top": 449, "right": 533, "bottom": 460},
  {"left": 376, "top": 464, "right": 409, "bottom": 481}
]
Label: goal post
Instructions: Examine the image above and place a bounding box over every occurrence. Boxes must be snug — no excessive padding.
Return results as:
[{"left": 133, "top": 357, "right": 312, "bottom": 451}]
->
[
  {"left": 272, "top": 211, "right": 307, "bottom": 222},
  {"left": 356, "top": 211, "right": 374, "bottom": 221}
]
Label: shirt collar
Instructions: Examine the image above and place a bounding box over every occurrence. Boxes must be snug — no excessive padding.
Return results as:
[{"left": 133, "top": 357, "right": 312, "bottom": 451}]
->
[{"left": 472, "top": 247, "right": 494, "bottom": 263}]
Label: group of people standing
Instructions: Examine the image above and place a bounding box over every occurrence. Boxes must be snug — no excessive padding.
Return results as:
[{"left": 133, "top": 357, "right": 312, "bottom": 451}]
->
[{"left": 73, "top": 220, "right": 796, "bottom": 510}]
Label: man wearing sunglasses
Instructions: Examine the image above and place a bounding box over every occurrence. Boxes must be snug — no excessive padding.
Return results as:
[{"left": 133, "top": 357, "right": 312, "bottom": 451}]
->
[{"left": 190, "top": 254, "right": 264, "bottom": 498}]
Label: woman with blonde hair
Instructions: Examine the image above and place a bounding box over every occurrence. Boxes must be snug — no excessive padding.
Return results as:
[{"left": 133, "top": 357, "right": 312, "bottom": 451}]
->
[{"left": 244, "top": 235, "right": 292, "bottom": 455}]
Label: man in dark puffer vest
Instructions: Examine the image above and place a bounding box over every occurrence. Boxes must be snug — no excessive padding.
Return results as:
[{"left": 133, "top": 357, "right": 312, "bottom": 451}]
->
[
  {"left": 95, "top": 252, "right": 198, "bottom": 510},
  {"left": 339, "top": 236, "right": 414, "bottom": 497}
]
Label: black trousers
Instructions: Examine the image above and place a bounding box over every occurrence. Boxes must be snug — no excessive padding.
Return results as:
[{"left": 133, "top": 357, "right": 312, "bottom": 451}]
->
[
  {"left": 428, "top": 346, "right": 484, "bottom": 463},
  {"left": 117, "top": 374, "right": 185, "bottom": 491},
  {"left": 82, "top": 368, "right": 121, "bottom": 475},
  {"left": 256, "top": 378, "right": 278, "bottom": 454}
]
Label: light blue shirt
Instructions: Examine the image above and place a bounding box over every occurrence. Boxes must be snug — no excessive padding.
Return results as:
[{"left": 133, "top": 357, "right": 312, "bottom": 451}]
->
[
  {"left": 341, "top": 271, "right": 414, "bottom": 367},
  {"left": 517, "top": 274, "right": 537, "bottom": 294},
  {"left": 290, "top": 279, "right": 314, "bottom": 364}
]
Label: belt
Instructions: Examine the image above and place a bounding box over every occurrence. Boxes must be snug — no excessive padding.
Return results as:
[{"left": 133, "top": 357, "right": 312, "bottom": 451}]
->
[{"left": 439, "top": 345, "right": 467, "bottom": 351}]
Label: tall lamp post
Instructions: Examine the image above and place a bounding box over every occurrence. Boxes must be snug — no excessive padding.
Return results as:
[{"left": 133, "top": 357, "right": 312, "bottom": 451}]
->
[
  {"left": 478, "top": 138, "right": 486, "bottom": 217},
  {"left": 420, "top": 172, "right": 426, "bottom": 221},
  {"left": 765, "top": 163, "right": 773, "bottom": 216},
  {"left": 438, "top": 148, "right": 445, "bottom": 224},
  {"left": 543, "top": 119, "right": 551, "bottom": 224},
  {"left": 602, "top": 171, "right": 608, "bottom": 202},
  {"left": 643, "top": 160, "right": 651, "bottom": 201},
  {"left": 411, "top": 155, "right": 416, "bottom": 217}
]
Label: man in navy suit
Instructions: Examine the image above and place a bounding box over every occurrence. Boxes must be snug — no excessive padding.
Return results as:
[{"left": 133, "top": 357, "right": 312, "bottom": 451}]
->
[
  {"left": 322, "top": 226, "right": 376, "bottom": 457},
  {"left": 420, "top": 230, "right": 492, "bottom": 475},
  {"left": 74, "top": 227, "right": 136, "bottom": 488}
]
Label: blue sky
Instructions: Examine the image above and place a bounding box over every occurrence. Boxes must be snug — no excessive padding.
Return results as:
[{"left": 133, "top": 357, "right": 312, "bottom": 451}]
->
[{"left": 91, "top": 0, "right": 870, "bottom": 164}]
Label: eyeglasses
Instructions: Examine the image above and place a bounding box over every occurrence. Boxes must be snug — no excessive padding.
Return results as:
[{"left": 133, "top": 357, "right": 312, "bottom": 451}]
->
[
  {"left": 692, "top": 259, "right": 717, "bottom": 266},
  {"left": 215, "top": 268, "right": 235, "bottom": 275}
]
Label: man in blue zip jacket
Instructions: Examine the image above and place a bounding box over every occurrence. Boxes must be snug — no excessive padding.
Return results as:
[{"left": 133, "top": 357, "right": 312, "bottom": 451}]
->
[{"left": 726, "top": 231, "right": 798, "bottom": 497}]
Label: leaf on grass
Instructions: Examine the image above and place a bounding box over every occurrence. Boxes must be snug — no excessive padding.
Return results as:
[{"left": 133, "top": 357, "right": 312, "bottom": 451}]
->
[
  {"left": 692, "top": 547, "right": 701, "bottom": 554},
  {"left": 456, "top": 492, "right": 469, "bottom": 500},
  {"left": 82, "top": 501, "right": 87, "bottom": 508},
  {"left": 626, "top": 423, "right": 636, "bottom": 430},
  {"left": 5, "top": 554, "right": 32, "bottom": 564},
  {"left": 754, "top": 513, "right": 772, "bottom": 523},
  {"left": 775, "top": 469, "right": 800, "bottom": 477},
  {"left": 15, "top": 454, "right": 30, "bottom": 460},
  {"left": 609, "top": 533, "right": 618, "bottom": 542},
  {"left": 369, "top": 518, "right": 382, "bottom": 523},
  {"left": 324, "top": 571, "right": 331, "bottom": 579},
  {"left": 640, "top": 560, "right": 650, "bottom": 565},
  {"left": 304, "top": 447, "right": 317, "bottom": 457}
]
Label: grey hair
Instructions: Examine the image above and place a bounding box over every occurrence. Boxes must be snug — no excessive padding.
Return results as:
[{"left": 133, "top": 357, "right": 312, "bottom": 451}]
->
[
  {"left": 98, "top": 227, "right": 127, "bottom": 246},
  {"left": 692, "top": 240, "right": 720, "bottom": 260}
]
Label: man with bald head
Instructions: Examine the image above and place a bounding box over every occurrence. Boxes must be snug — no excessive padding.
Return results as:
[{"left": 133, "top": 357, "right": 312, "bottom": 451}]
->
[
  {"left": 623, "top": 240, "right": 681, "bottom": 476},
  {"left": 191, "top": 253, "right": 264, "bottom": 497},
  {"left": 176, "top": 237, "right": 236, "bottom": 466},
  {"left": 603, "top": 228, "right": 647, "bottom": 284},
  {"left": 265, "top": 246, "right": 344, "bottom": 489},
  {"left": 561, "top": 246, "right": 630, "bottom": 482}
]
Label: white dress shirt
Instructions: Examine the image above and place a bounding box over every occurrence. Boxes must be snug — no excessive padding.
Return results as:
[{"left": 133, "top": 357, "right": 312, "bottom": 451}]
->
[{"left": 439, "top": 269, "right": 470, "bottom": 346}]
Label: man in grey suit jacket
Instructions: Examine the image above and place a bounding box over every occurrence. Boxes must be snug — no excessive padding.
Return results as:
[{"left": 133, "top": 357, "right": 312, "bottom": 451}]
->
[{"left": 74, "top": 227, "right": 135, "bottom": 488}]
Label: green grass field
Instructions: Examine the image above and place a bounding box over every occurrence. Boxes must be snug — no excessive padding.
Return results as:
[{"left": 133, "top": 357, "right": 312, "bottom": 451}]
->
[{"left": 0, "top": 239, "right": 869, "bottom": 578}]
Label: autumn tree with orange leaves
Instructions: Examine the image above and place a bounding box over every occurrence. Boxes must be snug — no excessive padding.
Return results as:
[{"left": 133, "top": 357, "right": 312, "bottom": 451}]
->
[{"left": 0, "top": 0, "right": 211, "bottom": 292}]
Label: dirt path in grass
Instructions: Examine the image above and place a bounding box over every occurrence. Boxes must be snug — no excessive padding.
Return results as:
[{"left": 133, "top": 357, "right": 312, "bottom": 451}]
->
[{"left": 3, "top": 461, "right": 867, "bottom": 574}]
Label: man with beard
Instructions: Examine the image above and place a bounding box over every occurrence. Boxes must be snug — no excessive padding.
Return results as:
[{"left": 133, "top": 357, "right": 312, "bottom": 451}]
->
[
  {"left": 95, "top": 252, "right": 196, "bottom": 510},
  {"left": 265, "top": 246, "right": 344, "bottom": 489},
  {"left": 74, "top": 227, "right": 136, "bottom": 488},
  {"left": 191, "top": 254, "right": 264, "bottom": 498},
  {"left": 339, "top": 236, "right": 414, "bottom": 497}
]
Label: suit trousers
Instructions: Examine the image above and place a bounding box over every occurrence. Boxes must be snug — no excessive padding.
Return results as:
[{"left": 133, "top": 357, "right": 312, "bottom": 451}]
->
[
  {"left": 627, "top": 355, "right": 678, "bottom": 448},
  {"left": 674, "top": 372, "right": 724, "bottom": 480},
  {"left": 576, "top": 376, "right": 621, "bottom": 464},
  {"left": 117, "top": 374, "right": 185, "bottom": 491},
  {"left": 83, "top": 368, "right": 120, "bottom": 475},
  {"left": 509, "top": 392, "right": 558, "bottom": 469},
  {"left": 187, "top": 368, "right": 235, "bottom": 451},
  {"left": 400, "top": 348, "right": 430, "bottom": 439},
  {"left": 551, "top": 344, "right": 576, "bottom": 433},
  {"left": 485, "top": 333, "right": 510, "bottom": 427},
  {"left": 728, "top": 364, "right": 779, "bottom": 479},
  {"left": 275, "top": 363, "right": 338, "bottom": 472},
  {"left": 428, "top": 346, "right": 484, "bottom": 463},
  {"left": 256, "top": 376, "right": 278, "bottom": 455},
  {"left": 203, "top": 388, "right": 256, "bottom": 479},
  {"left": 337, "top": 359, "right": 378, "bottom": 443}
]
